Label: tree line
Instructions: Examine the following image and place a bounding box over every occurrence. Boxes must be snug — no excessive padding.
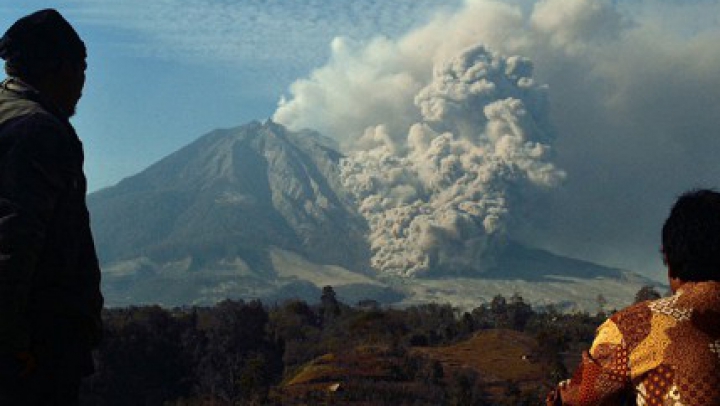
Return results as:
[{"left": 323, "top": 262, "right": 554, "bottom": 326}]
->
[{"left": 79, "top": 285, "right": 661, "bottom": 405}]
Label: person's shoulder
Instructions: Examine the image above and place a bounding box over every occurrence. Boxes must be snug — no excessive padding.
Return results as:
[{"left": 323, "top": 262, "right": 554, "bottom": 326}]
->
[
  {"left": 608, "top": 300, "right": 655, "bottom": 330},
  {"left": 0, "top": 101, "right": 71, "bottom": 145},
  {"left": 613, "top": 299, "right": 653, "bottom": 317},
  {"left": 0, "top": 90, "right": 67, "bottom": 131}
]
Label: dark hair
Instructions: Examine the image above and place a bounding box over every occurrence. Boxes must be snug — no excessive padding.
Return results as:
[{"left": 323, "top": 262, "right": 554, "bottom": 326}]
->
[{"left": 662, "top": 189, "right": 720, "bottom": 281}]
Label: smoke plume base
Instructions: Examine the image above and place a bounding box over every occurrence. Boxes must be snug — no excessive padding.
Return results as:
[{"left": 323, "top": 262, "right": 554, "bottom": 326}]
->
[{"left": 337, "top": 45, "right": 564, "bottom": 277}]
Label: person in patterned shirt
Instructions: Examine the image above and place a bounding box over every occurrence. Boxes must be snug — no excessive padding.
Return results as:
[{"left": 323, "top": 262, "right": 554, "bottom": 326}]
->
[{"left": 547, "top": 189, "right": 720, "bottom": 406}]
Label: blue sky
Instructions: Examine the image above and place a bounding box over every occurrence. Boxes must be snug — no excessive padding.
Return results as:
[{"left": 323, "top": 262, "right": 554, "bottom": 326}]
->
[{"left": 1, "top": 0, "right": 460, "bottom": 191}]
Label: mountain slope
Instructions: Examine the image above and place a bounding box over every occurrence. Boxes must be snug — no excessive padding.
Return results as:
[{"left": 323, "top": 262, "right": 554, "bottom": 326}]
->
[
  {"left": 88, "top": 121, "right": 660, "bottom": 308},
  {"left": 89, "top": 121, "right": 370, "bottom": 272}
]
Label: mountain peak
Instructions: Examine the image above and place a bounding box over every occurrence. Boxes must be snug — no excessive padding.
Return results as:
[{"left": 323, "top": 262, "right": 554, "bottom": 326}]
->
[{"left": 89, "top": 122, "right": 369, "bottom": 275}]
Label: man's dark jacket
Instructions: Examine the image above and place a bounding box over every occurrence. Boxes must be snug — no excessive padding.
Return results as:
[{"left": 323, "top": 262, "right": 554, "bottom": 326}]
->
[{"left": 0, "top": 79, "right": 102, "bottom": 375}]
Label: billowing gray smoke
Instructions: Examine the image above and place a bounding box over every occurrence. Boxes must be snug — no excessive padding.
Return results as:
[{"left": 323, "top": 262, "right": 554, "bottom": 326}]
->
[
  {"left": 319, "top": 45, "right": 564, "bottom": 277},
  {"left": 275, "top": 0, "right": 720, "bottom": 278}
]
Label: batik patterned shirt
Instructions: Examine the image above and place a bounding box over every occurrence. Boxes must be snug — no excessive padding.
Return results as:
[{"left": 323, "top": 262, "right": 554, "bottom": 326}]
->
[{"left": 550, "top": 281, "right": 720, "bottom": 406}]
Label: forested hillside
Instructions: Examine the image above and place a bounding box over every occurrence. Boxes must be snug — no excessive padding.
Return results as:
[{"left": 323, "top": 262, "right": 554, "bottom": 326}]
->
[{"left": 80, "top": 286, "right": 660, "bottom": 405}]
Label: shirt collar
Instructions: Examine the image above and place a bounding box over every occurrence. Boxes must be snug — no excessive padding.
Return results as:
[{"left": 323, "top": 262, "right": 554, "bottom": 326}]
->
[{"left": 1, "top": 76, "right": 71, "bottom": 120}]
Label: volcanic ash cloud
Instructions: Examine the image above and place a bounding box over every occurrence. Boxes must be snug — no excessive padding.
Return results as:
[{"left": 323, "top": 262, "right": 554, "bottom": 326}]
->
[{"left": 339, "top": 45, "right": 565, "bottom": 277}]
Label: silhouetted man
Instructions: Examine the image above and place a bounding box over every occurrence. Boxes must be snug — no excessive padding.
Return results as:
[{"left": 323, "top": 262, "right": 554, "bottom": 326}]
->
[
  {"left": 548, "top": 189, "right": 720, "bottom": 405},
  {"left": 0, "top": 9, "right": 103, "bottom": 405}
]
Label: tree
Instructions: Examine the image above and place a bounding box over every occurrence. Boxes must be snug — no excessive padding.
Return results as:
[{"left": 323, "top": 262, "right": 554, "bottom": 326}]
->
[
  {"left": 634, "top": 285, "right": 661, "bottom": 303},
  {"left": 268, "top": 299, "right": 322, "bottom": 369},
  {"left": 507, "top": 293, "right": 534, "bottom": 331},
  {"left": 490, "top": 295, "right": 509, "bottom": 328},
  {"left": 596, "top": 294, "right": 608, "bottom": 316},
  {"left": 193, "top": 300, "right": 282, "bottom": 403},
  {"left": 320, "top": 285, "right": 341, "bottom": 326},
  {"left": 83, "top": 306, "right": 195, "bottom": 405}
]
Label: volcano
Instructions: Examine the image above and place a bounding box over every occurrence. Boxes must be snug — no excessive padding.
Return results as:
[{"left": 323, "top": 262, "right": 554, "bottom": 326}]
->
[{"left": 89, "top": 121, "right": 660, "bottom": 309}]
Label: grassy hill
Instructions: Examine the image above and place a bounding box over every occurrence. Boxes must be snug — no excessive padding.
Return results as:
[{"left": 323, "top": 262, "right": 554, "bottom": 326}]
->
[
  {"left": 278, "top": 329, "right": 554, "bottom": 404},
  {"left": 415, "top": 329, "right": 555, "bottom": 401},
  {"left": 279, "top": 345, "right": 441, "bottom": 404}
]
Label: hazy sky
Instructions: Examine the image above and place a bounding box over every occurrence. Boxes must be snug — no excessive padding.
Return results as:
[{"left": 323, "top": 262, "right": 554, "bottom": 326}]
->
[
  {"left": 1, "top": 0, "right": 457, "bottom": 191},
  {"left": 1, "top": 1, "right": 719, "bottom": 279}
]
